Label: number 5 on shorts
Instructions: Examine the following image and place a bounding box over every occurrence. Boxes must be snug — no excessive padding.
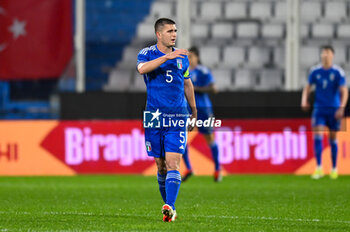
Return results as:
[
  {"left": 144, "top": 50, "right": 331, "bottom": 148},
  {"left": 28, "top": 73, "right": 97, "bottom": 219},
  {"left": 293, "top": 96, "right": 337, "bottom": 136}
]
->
[{"left": 179, "top": 131, "right": 185, "bottom": 144}]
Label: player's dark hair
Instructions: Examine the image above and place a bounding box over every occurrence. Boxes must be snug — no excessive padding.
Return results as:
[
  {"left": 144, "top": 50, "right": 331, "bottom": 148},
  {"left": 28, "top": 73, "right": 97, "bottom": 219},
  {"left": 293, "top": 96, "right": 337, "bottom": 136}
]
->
[
  {"left": 189, "top": 46, "right": 202, "bottom": 64},
  {"left": 154, "top": 18, "right": 176, "bottom": 33},
  {"left": 321, "top": 45, "right": 335, "bottom": 54}
]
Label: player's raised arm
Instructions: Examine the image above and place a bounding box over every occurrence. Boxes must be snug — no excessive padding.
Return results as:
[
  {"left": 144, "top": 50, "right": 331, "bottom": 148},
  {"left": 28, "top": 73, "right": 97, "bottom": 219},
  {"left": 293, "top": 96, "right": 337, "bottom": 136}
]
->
[
  {"left": 184, "top": 78, "right": 197, "bottom": 131},
  {"left": 137, "top": 49, "right": 189, "bottom": 75},
  {"left": 301, "top": 84, "right": 312, "bottom": 112}
]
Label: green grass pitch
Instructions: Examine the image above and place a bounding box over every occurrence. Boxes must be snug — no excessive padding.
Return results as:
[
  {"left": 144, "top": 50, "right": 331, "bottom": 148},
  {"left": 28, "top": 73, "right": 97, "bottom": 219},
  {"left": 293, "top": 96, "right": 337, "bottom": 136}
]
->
[{"left": 0, "top": 175, "right": 349, "bottom": 231}]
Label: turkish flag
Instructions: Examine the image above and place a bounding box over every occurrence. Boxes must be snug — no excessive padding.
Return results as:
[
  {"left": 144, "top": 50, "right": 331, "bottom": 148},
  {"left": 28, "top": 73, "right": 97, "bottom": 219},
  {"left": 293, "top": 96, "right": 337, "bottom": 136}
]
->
[{"left": 0, "top": 0, "right": 73, "bottom": 79}]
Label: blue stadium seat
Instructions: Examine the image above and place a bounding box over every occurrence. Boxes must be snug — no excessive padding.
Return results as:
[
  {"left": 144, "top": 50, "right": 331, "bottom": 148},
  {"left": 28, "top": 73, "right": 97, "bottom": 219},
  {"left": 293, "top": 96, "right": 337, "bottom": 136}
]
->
[{"left": 85, "top": 0, "right": 152, "bottom": 90}]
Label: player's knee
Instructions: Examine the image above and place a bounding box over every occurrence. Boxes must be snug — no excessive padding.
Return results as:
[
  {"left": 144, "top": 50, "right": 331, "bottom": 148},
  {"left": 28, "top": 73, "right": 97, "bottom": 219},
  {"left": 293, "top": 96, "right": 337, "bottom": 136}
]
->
[
  {"left": 158, "top": 166, "right": 167, "bottom": 175},
  {"left": 156, "top": 163, "right": 167, "bottom": 175},
  {"left": 329, "top": 133, "right": 337, "bottom": 141},
  {"left": 166, "top": 161, "right": 180, "bottom": 171}
]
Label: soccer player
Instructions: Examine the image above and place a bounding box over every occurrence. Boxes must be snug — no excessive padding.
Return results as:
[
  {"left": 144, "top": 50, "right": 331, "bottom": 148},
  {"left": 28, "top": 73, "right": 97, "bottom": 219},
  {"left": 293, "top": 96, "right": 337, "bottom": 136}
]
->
[
  {"left": 137, "top": 18, "right": 197, "bottom": 222},
  {"left": 182, "top": 46, "right": 222, "bottom": 182},
  {"left": 301, "top": 45, "right": 348, "bottom": 179}
]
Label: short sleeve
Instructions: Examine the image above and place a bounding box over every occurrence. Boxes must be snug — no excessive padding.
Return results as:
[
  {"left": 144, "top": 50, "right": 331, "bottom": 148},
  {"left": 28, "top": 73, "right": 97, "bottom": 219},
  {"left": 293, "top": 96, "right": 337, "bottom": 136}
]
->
[
  {"left": 338, "top": 69, "right": 346, "bottom": 87},
  {"left": 184, "top": 68, "right": 190, "bottom": 79},
  {"left": 308, "top": 69, "right": 315, "bottom": 85},
  {"left": 183, "top": 56, "right": 191, "bottom": 79},
  {"left": 137, "top": 48, "right": 150, "bottom": 65},
  {"left": 203, "top": 70, "right": 214, "bottom": 86}
]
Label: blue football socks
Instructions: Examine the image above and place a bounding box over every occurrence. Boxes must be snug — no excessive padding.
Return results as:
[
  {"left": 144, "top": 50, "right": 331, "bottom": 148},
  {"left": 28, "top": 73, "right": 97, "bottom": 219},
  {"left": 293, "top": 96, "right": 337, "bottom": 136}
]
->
[
  {"left": 165, "top": 170, "right": 182, "bottom": 210},
  {"left": 182, "top": 146, "right": 193, "bottom": 171},
  {"left": 314, "top": 134, "right": 323, "bottom": 167},
  {"left": 157, "top": 172, "right": 166, "bottom": 203},
  {"left": 210, "top": 142, "right": 220, "bottom": 171},
  {"left": 330, "top": 139, "right": 338, "bottom": 169}
]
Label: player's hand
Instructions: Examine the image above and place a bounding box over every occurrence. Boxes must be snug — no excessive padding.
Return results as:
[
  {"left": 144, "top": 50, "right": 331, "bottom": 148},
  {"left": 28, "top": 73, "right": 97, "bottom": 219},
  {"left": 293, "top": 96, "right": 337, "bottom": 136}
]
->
[
  {"left": 301, "top": 101, "right": 310, "bottom": 112},
  {"left": 335, "top": 108, "right": 345, "bottom": 120},
  {"left": 165, "top": 49, "right": 189, "bottom": 60},
  {"left": 188, "top": 108, "right": 197, "bottom": 132}
]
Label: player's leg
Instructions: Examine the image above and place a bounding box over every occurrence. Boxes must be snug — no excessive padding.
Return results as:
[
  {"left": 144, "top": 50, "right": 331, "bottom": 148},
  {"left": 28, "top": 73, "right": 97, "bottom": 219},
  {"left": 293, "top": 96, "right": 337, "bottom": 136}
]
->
[
  {"left": 311, "top": 111, "right": 327, "bottom": 179},
  {"left": 161, "top": 152, "right": 182, "bottom": 222},
  {"left": 144, "top": 129, "right": 168, "bottom": 203},
  {"left": 203, "top": 132, "right": 222, "bottom": 182},
  {"left": 329, "top": 130, "right": 338, "bottom": 179},
  {"left": 312, "top": 125, "right": 325, "bottom": 179},
  {"left": 165, "top": 152, "right": 182, "bottom": 209},
  {"left": 328, "top": 116, "right": 341, "bottom": 179},
  {"left": 161, "top": 129, "right": 186, "bottom": 221},
  {"left": 155, "top": 157, "right": 167, "bottom": 203},
  {"left": 182, "top": 146, "right": 193, "bottom": 181}
]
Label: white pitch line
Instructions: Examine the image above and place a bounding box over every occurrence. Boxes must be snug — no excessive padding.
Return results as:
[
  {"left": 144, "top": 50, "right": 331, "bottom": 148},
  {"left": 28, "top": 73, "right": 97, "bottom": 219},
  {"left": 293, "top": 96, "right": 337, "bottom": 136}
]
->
[{"left": 0, "top": 211, "right": 349, "bottom": 225}]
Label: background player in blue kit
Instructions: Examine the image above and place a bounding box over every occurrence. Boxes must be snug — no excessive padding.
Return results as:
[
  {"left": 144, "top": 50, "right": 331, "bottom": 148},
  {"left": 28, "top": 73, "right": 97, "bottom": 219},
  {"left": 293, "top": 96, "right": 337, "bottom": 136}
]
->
[
  {"left": 137, "top": 18, "right": 197, "bottom": 222},
  {"left": 182, "top": 47, "right": 222, "bottom": 182},
  {"left": 301, "top": 45, "right": 348, "bottom": 180}
]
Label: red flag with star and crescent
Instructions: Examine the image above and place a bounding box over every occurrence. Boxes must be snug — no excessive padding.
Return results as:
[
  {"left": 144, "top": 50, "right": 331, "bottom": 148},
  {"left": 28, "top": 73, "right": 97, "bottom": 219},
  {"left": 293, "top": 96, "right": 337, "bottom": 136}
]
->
[{"left": 0, "top": 0, "right": 73, "bottom": 79}]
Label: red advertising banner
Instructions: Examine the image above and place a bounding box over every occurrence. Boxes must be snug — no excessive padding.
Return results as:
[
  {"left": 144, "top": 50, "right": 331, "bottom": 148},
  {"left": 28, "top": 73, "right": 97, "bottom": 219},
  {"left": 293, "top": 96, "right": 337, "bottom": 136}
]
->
[
  {"left": 0, "top": 119, "right": 349, "bottom": 176},
  {"left": 41, "top": 121, "right": 154, "bottom": 174}
]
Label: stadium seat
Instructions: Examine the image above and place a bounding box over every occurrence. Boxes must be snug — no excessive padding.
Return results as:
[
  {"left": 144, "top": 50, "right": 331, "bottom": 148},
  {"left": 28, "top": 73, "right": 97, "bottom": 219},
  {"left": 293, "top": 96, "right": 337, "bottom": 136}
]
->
[
  {"left": 234, "top": 69, "right": 254, "bottom": 89},
  {"left": 116, "top": 47, "right": 142, "bottom": 69},
  {"left": 212, "top": 69, "right": 233, "bottom": 91},
  {"left": 262, "top": 24, "right": 284, "bottom": 39},
  {"left": 301, "top": 1, "right": 321, "bottom": 22},
  {"left": 212, "top": 23, "right": 234, "bottom": 39},
  {"left": 301, "top": 24, "right": 310, "bottom": 38},
  {"left": 191, "top": 23, "right": 209, "bottom": 39},
  {"left": 200, "top": 1, "right": 222, "bottom": 20},
  {"left": 337, "top": 24, "right": 350, "bottom": 38},
  {"left": 199, "top": 46, "right": 220, "bottom": 68},
  {"left": 222, "top": 46, "right": 245, "bottom": 68},
  {"left": 257, "top": 69, "right": 284, "bottom": 90},
  {"left": 273, "top": 47, "right": 285, "bottom": 68},
  {"left": 104, "top": 69, "right": 132, "bottom": 91},
  {"left": 131, "top": 72, "right": 146, "bottom": 92},
  {"left": 333, "top": 46, "right": 347, "bottom": 66},
  {"left": 149, "top": 1, "right": 174, "bottom": 19},
  {"left": 122, "top": 47, "right": 139, "bottom": 64},
  {"left": 136, "top": 23, "right": 155, "bottom": 39},
  {"left": 236, "top": 22, "right": 259, "bottom": 39},
  {"left": 274, "top": 1, "right": 286, "bottom": 22},
  {"left": 248, "top": 46, "right": 270, "bottom": 68},
  {"left": 225, "top": 2, "right": 247, "bottom": 19},
  {"left": 312, "top": 24, "right": 334, "bottom": 38},
  {"left": 324, "top": 1, "right": 347, "bottom": 23},
  {"left": 250, "top": 2, "right": 272, "bottom": 21},
  {"left": 191, "top": 1, "right": 199, "bottom": 18},
  {"left": 300, "top": 46, "right": 320, "bottom": 68}
]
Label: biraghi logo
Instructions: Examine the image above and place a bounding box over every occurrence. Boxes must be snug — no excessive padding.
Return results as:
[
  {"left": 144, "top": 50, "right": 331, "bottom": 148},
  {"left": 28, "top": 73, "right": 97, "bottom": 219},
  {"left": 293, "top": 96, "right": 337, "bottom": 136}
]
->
[{"left": 143, "top": 109, "right": 222, "bottom": 129}]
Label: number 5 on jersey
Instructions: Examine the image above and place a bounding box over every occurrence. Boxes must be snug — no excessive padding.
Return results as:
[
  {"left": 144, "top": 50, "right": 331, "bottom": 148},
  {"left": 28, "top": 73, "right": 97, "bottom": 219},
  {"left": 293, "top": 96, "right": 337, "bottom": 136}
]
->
[{"left": 166, "top": 70, "right": 173, "bottom": 83}]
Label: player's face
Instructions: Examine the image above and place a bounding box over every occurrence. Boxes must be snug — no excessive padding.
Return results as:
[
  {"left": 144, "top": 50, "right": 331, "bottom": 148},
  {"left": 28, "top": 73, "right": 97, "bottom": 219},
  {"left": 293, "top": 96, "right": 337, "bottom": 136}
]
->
[
  {"left": 158, "top": 24, "right": 177, "bottom": 47},
  {"left": 188, "top": 51, "right": 199, "bottom": 67},
  {"left": 320, "top": 49, "right": 334, "bottom": 65}
]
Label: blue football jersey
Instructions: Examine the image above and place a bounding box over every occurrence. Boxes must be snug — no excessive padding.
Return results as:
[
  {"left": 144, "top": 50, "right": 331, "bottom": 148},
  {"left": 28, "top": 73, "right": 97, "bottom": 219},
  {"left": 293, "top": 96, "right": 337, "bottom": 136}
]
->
[
  {"left": 137, "top": 45, "right": 190, "bottom": 114},
  {"left": 308, "top": 64, "right": 346, "bottom": 113},
  {"left": 190, "top": 65, "right": 214, "bottom": 109}
]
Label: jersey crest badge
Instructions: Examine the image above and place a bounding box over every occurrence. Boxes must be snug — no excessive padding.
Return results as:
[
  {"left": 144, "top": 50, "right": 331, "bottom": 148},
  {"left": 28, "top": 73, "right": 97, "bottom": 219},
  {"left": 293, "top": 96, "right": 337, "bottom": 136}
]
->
[
  {"left": 177, "top": 59, "right": 183, "bottom": 70},
  {"left": 146, "top": 141, "right": 152, "bottom": 152},
  {"left": 330, "top": 73, "right": 335, "bottom": 81}
]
